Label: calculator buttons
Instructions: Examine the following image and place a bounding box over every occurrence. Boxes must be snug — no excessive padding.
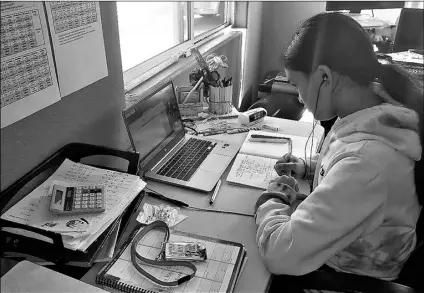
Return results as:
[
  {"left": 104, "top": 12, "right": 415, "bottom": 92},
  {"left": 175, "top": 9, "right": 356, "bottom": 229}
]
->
[{"left": 74, "top": 205, "right": 81, "bottom": 209}]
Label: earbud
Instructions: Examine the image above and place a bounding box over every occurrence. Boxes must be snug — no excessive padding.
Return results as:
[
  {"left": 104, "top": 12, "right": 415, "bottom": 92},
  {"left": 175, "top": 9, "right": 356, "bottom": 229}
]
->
[{"left": 323, "top": 73, "right": 329, "bottom": 86}]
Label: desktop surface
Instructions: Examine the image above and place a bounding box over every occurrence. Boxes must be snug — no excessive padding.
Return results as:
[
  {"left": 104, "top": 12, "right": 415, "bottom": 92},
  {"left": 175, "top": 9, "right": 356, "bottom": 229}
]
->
[{"left": 81, "top": 116, "right": 322, "bottom": 292}]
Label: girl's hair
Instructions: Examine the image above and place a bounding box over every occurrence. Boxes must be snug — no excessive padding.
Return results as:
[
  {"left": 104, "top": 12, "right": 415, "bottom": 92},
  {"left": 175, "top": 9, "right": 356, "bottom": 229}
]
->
[{"left": 284, "top": 12, "right": 424, "bottom": 204}]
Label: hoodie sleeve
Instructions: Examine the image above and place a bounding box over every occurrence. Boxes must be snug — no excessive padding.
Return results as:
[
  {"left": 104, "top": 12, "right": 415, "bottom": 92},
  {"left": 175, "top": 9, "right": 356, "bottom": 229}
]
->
[{"left": 255, "top": 154, "right": 386, "bottom": 275}]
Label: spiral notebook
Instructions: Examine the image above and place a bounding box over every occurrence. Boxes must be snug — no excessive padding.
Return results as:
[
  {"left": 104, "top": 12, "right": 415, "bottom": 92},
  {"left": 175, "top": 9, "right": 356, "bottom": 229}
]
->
[{"left": 96, "top": 225, "right": 247, "bottom": 293}]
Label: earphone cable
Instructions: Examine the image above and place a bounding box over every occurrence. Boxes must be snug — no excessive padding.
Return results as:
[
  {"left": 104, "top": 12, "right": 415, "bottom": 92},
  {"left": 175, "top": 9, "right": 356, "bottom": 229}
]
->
[{"left": 305, "top": 77, "right": 326, "bottom": 192}]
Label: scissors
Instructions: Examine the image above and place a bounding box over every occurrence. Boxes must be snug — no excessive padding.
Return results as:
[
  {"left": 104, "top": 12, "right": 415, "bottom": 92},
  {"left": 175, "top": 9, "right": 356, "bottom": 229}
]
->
[{"left": 191, "top": 48, "right": 220, "bottom": 87}]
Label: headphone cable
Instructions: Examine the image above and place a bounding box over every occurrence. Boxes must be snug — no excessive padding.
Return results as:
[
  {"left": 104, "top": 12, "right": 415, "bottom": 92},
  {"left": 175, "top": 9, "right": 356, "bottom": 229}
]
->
[{"left": 305, "top": 78, "right": 326, "bottom": 192}]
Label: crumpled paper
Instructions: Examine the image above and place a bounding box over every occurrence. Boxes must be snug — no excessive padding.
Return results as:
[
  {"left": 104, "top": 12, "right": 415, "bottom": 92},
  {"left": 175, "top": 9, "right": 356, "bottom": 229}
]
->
[{"left": 136, "top": 203, "right": 187, "bottom": 227}]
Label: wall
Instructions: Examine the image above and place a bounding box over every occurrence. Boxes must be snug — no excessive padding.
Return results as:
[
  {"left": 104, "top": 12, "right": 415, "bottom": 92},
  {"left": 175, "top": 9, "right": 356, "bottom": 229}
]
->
[
  {"left": 259, "top": 1, "right": 326, "bottom": 84},
  {"left": 240, "top": 2, "right": 263, "bottom": 107},
  {"left": 0, "top": 2, "right": 127, "bottom": 191}
]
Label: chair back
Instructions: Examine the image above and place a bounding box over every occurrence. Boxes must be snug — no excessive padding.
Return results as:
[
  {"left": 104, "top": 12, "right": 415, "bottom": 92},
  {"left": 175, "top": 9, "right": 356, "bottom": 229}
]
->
[{"left": 396, "top": 151, "right": 424, "bottom": 290}]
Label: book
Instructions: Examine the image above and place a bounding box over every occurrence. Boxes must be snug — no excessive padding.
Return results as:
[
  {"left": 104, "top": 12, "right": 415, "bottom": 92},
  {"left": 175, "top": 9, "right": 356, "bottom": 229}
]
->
[
  {"left": 96, "top": 225, "right": 247, "bottom": 293},
  {"left": 226, "top": 130, "right": 319, "bottom": 190},
  {"left": 1, "top": 260, "right": 107, "bottom": 293}
]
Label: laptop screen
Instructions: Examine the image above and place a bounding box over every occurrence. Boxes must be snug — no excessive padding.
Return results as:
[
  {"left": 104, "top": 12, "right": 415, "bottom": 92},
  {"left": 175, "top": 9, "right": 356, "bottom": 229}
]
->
[{"left": 123, "top": 82, "right": 183, "bottom": 161}]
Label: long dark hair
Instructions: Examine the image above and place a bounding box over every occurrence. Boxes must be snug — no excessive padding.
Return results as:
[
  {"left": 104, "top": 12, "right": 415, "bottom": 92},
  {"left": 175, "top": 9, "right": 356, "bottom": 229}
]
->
[{"left": 284, "top": 12, "right": 423, "bottom": 204}]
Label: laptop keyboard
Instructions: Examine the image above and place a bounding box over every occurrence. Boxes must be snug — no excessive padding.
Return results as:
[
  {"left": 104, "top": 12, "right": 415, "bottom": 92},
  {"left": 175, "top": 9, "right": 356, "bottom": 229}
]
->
[{"left": 157, "top": 138, "right": 217, "bottom": 181}]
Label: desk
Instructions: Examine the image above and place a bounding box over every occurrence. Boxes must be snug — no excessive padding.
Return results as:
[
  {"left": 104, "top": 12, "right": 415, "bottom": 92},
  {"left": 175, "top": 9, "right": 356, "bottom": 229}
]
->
[{"left": 82, "top": 116, "right": 324, "bottom": 292}]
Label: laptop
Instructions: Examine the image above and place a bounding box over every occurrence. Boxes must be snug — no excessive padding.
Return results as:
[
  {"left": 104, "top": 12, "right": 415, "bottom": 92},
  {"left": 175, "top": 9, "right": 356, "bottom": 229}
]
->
[{"left": 122, "top": 81, "right": 240, "bottom": 192}]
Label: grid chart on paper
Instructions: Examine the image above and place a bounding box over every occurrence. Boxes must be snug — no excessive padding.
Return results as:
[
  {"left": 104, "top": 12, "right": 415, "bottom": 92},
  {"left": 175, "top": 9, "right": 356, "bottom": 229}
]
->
[
  {"left": 1, "top": 48, "right": 53, "bottom": 108},
  {"left": 1, "top": 8, "right": 45, "bottom": 58},
  {"left": 49, "top": 2, "right": 97, "bottom": 34},
  {"left": 105, "top": 230, "right": 241, "bottom": 293}
]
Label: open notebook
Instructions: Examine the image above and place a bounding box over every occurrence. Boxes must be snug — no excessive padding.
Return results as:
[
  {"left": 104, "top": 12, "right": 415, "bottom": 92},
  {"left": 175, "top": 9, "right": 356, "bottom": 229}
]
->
[
  {"left": 96, "top": 225, "right": 247, "bottom": 293},
  {"left": 226, "top": 130, "right": 319, "bottom": 190}
]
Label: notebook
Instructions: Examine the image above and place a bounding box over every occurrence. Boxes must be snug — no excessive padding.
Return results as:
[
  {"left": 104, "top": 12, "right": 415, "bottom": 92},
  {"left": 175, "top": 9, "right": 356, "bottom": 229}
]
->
[
  {"left": 96, "top": 225, "right": 247, "bottom": 293},
  {"left": 226, "top": 130, "right": 319, "bottom": 190},
  {"left": 122, "top": 81, "right": 241, "bottom": 192},
  {"left": 1, "top": 260, "right": 107, "bottom": 293}
]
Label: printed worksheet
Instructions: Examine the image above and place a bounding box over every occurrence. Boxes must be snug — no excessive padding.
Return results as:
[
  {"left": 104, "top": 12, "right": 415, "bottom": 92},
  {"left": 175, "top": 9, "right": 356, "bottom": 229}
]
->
[
  {"left": 0, "top": 1, "right": 61, "bottom": 129},
  {"left": 45, "top": 1, "right": 108, "bottom": 97},
  {"left": 103, "top": 229, "right": 241, "bottom": 293},
  {"left": 1, "top": 159, "right": 146, "bottom": 251}
]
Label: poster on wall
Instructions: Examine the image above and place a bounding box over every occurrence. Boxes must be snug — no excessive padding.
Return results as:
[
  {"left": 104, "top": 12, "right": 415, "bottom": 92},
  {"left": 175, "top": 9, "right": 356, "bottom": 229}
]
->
[
  {"left": 45, "top": 1, "right": 108, "bottom": 97},
  {"left": 1, "top": 1, "right": 61, "bottom": 129}
]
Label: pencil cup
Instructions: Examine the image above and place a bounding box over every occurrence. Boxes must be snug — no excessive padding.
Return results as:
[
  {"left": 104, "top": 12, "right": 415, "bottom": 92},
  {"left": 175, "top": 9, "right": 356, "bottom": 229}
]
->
[{"left": 208, "top": 85, "right": 232, "bottom": 115}]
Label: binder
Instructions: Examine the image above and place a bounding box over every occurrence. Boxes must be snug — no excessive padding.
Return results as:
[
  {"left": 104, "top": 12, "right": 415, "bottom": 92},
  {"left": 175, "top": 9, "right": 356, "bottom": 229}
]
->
[
  {"left": 96, "top": 224, "right": 247, "bottom": 293},
  {"left": 0, "top": 143, "right": 143, "bottom": 272}
]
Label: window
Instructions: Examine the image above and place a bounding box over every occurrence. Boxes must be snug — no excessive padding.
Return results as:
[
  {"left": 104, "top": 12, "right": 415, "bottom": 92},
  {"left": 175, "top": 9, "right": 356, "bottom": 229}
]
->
[
  {"left": 361, "top": 9, "right": 402, "bottom": 25},
  {"left": 117, "top": 2, "right": 231, "bottom": 92}
]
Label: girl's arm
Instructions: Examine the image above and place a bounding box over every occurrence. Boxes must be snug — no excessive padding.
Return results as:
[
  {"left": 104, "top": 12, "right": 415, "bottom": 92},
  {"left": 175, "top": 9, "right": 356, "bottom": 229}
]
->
[{"left": 255, "top": 154, "right": 386, "bottom": 275}]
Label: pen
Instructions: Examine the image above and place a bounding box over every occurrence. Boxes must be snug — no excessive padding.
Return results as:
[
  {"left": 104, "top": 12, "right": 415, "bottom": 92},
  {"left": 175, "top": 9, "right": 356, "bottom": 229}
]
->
[
  {"left": 248, "top": 138, "right": 288, "bottom": 143},
  {"left": 210, "top": 179, "right": 222, "bottom": 205},
  {"left": 251, "top": 134, "right": 289, "bottom": 139},
  {"left": 145, "top": 191, "right": 189, "bottom": 208}
]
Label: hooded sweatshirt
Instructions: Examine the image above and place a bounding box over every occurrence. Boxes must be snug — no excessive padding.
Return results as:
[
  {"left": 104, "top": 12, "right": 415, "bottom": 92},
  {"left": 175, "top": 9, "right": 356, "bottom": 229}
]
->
[{"left": 255, "top": 103, "right": 422, "bottom": 280}]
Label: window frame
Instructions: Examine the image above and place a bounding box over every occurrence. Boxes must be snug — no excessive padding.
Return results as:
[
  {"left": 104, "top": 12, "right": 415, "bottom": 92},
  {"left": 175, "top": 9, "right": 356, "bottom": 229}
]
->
[{"left": 121, "top": 2, "right": 234, "bottom": 93}]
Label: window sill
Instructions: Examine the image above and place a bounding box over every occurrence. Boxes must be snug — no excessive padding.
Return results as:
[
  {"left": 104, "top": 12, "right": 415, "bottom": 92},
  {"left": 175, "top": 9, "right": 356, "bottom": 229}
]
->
[{"left": 124, "top": 28, "right": 242, "bottom": 110}]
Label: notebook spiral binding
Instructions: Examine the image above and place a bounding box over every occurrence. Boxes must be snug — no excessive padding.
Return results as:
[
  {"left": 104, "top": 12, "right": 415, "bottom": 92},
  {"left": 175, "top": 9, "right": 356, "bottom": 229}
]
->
[{"left": 97, "top": 275, "right": 154, "bottom": 293}]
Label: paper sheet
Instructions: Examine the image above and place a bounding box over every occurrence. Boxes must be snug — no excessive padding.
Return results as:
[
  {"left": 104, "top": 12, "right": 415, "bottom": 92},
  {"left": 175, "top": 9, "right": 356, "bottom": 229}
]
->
[
  {"left": 1, "top": 1, "right": 61, "bottom": 129},
  {"left": 1, "top": 159, "right": 146, "bottom": 251},
  {"left": 45, "top": 1, "right": 108, "bottom": 97},
  {"left": 387, "top": 51, "right": 424, "bottom": 65},
  {"left": 226, "top": 154, "right": 278, "bottom": 190},
  {"left": 104, "top": 229, "right": 241, "bottom": 293}
]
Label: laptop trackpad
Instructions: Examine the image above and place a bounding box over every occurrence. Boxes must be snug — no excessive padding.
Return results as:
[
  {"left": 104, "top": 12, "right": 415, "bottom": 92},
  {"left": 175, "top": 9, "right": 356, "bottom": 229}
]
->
[{"left": 199, "top": 154, "right": 231, "bottom": 172}]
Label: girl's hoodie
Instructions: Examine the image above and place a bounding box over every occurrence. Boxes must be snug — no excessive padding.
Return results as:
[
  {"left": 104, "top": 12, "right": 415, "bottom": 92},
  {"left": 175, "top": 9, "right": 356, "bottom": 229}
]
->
[{"left": 255, "top": 103, "right": 422, "bottom": 280}]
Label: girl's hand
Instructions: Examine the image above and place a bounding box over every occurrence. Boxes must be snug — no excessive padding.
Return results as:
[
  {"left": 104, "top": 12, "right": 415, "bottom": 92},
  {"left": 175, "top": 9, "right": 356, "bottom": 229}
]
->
[
  {"left": 268, "top": 175, "right": 299, "bottom": 192},
  {"left": 274, "top": 154, "right": 306, "bottom": 178}
]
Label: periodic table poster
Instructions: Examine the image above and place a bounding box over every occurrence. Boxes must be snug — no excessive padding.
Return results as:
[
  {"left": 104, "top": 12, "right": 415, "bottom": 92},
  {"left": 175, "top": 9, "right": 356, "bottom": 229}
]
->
[
  {"left": 0, "top": 1, "right": 108, "bottom": 129},
  {"left": 1, "top": 1, "right": 61, "bottom": 129}
]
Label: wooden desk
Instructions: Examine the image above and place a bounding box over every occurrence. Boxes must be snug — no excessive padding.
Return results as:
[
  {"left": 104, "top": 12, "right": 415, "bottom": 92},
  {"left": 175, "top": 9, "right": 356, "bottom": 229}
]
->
[{"left": 82, "top": 117, "right": 323, "bottom": 292}]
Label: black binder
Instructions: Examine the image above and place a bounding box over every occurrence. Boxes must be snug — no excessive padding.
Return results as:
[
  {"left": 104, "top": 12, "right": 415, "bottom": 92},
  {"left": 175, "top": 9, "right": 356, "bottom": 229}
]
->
[{"left": 0, "top": 143, "right": 144, "bottom": 274}]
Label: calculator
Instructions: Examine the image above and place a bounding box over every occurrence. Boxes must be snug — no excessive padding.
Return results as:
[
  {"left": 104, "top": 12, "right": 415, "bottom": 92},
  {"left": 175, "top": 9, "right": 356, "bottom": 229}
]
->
[{"left": 49, "top": 184, "right": 105, "bottom": 215}]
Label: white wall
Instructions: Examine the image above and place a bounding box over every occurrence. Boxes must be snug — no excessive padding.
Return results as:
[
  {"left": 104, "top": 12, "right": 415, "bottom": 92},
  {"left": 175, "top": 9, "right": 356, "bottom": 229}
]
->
[
  {"left": 1, "top": 3, "right": 126, "bottom": 191},
  {"left": 259, "top": 1, "right": 326, "bottom": 80},
  {"left": 240, "top": 2, "right": 263, "bottom": 107},
  {"left": 239, "top": 1, "right": 326, "bottom": 108}
]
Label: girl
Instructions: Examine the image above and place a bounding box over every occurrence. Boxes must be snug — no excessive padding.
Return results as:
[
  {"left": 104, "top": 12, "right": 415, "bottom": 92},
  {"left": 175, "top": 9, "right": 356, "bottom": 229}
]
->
[{"left": 254, "top": 12, "right": 423, "bottom": 285}]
